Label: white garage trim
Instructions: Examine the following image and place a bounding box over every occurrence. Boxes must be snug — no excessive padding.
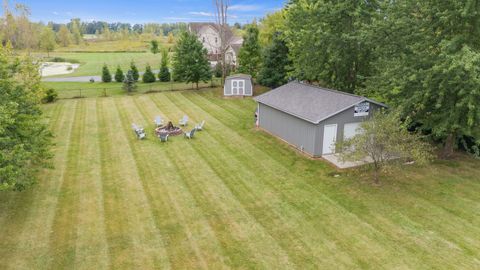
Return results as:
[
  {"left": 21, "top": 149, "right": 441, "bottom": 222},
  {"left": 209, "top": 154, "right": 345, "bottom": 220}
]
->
[{"left": 323, "top": 124, "right": 337, "bottom": 155}]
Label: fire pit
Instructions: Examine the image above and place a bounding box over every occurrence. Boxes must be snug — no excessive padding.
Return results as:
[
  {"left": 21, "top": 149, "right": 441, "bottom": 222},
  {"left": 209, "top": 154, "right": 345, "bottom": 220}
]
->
[{"left": 155, "top": 121, "right": 183, "bottom": 136}]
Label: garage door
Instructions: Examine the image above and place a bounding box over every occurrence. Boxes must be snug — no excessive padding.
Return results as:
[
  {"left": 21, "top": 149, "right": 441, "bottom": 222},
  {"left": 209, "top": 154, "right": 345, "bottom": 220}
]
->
[{"left": 344, "top": 123, "right": 362, "bottom": 140}]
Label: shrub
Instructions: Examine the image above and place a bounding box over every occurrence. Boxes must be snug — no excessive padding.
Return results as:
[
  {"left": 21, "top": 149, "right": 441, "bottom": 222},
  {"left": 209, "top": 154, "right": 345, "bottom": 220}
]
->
[
  {"left": 142, "top": 64, "right": 156, "bottom": 83},
  {"left": 101, "top": 64, "right": 112, "bottom": 83},
  {"left": 42, "top": 88, "right": 58, "bottom": 103},
  {"left": 114, "top": 66, "right": 124, "bottom": 83}
]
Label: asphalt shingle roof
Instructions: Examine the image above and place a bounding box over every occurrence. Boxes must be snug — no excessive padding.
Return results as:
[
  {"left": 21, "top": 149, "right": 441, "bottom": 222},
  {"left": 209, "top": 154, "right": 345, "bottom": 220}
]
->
[{"left": 254, "top": 82, "right": 384, "bottom": 124}]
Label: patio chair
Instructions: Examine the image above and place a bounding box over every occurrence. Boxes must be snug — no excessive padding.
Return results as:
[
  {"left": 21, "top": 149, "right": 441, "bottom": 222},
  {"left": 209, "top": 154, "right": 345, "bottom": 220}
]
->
[
  {"left": 132, "top": 123, "right": 146, "bottom": 140},
  {"left": 195, "top": 120, "right": 205, "bottom": 131},
  {"left": 159, "top": 133, "right": 169, "bottom": 142},
  {"left": 179, "top": 115, "right": 189, "bottom": 126},
  {"left": 184, "top": 128, "right": 196, "bottom": 139},
  {"left": 154, "top": 116, "right": 164, "bottom": 127}
]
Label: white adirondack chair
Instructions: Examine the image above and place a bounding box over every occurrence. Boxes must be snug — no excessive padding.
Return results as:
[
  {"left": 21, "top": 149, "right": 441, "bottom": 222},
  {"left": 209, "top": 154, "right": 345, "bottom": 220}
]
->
[
  {"left": 179, "top": 115, "right": 189, "bottom": 126},
  {"left": 195, "top": 120, "right": 205, "bottom": 131}
]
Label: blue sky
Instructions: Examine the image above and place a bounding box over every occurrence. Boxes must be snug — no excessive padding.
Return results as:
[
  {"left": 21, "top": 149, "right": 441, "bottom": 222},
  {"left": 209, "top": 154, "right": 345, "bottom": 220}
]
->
[{"left": 12, "top": 0, "right": 285, "bottom": 24}]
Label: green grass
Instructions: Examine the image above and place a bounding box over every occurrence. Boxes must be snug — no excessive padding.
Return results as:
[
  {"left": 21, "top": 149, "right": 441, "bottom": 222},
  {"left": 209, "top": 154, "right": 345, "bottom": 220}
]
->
[
  {"left": 0, "top": 89, "right": 479, "bottom": 269},
  {"left": 36, "top": 52, "right": 163, "bottom": 77},
  {"left": 42, "top": 80, "right": 221, "bottom": 99}
]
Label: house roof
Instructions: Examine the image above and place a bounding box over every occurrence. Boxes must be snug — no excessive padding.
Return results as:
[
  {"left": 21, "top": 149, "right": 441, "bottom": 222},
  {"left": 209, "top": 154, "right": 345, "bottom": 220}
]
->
[
  {"left": 188, "top": 22, "right": 235, "bottom": 44},
  {"left": 226, "top": 73, "right": 252, "bottom": 80},
  {"left": 254, "top": 81, "right": 387, "bottom": 124}
]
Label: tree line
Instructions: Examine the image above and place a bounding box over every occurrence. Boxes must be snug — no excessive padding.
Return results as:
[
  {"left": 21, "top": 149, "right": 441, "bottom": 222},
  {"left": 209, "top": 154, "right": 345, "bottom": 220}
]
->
[{"left": 235, "top": 0, "right": 480, "bottom": 158}]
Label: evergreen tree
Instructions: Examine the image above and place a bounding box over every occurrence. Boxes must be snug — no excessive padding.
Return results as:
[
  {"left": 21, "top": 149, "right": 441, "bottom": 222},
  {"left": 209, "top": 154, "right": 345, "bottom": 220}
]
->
[
  {"left": 258, "top": 33, "right": 291, "bottom": 88},
  {"left": 214, "top": 62, "right": 223, "bottom": 78},
  {"left": 114, "top": 66, "right": 124, "bottom": 83},
  {"left": 150, "top": 40, "right": 159, "bottom": 54},
  {"left": 101, "top": 64, "right": 112, "bottom": 82},
  {"left": 238, "top": 23, "right": 262, "bottom": 78},
  {"left": 130, "top": 61, "right": 139, "bottom": 81},
  {"left": 172, "top": 31, "right": 211, "bottom": 89},
  {"left": 123, "top": 70, "right": 137, "bottom": 92},
  {"left": 158, "top": 49, "right": 171, "bottom": 82},
  {"left": 142, "top": 64, "right": 156, "bottom": 83}
]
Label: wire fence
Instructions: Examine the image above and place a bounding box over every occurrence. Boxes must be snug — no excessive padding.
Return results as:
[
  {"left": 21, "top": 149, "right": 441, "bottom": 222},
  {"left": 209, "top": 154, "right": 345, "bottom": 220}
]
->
[{"left": 54, "top": 80, "right": 221, "bottom": 99}]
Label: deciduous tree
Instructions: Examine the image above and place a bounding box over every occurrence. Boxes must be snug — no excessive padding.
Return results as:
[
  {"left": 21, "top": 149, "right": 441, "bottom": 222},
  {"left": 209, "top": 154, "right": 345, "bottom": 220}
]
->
[
  {"left": 337, "top": 110, "right": 434, "bottom": 184},
  {"left": 0, "top": 46, "right": 53, "bottom": 191},
  {"left": 39, "top": 26, "right": 56, "bottom": 56}
]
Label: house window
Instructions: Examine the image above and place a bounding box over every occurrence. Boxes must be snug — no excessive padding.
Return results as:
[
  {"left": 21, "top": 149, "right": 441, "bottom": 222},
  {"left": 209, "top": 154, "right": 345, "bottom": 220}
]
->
[
  {"left": 232, "top": 80, "right": 245, "bottom": 95},
  {"left": 215, "top": 37, "right": 218, "bottom": 43},
  {"left": 202, "top": 37, "right": 205, "bottom": 43}
]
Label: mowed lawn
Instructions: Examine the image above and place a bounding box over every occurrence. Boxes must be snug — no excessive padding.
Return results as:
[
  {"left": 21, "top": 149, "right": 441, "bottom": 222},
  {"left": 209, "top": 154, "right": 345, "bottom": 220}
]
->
[
  {"left": 0, "top": 90, "right": 479, "bottom": 269},
  {"left": 37, "top": 52, "right": 162, "bottom": 77}
]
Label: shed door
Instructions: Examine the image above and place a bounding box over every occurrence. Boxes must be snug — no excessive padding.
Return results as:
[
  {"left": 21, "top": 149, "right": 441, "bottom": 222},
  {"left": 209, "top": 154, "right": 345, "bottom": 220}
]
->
[
  {"left": 344, "top": 123, "right": 362, "bottom": 140},
  {"left": 323, "top": 124, "right": 337, "bottom": 155},
  {"left": 232, "top": 80, "right": 244, "bottom": 95}
]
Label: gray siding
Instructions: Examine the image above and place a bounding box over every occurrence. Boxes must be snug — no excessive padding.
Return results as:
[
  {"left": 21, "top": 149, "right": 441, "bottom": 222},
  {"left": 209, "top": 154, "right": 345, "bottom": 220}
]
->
[
  {"left": 224, "top": 77, "right": 253, "bottom": 96},
  {"left": 258, "top": 104, "right": 317, "bottom": 155},
  {"left": 314, "top": 102, "right": 383, "bottom": 156}
]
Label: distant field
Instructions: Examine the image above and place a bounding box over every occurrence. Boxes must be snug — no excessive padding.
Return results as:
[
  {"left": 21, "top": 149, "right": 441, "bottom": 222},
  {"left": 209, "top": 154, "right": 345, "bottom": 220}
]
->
[
  {"left": 0, "top": 89, "right": 479, "bottom": 269},
  {"left": 36, "top": 52, "right": 163, "bottom": 77},
  {"left": 54, "top": 36, "right": 174, "bottom": 53}
]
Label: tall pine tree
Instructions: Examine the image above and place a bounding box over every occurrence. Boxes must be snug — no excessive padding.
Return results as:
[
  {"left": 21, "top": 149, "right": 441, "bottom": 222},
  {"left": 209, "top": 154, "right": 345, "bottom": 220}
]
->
[
  {"left": 238, "top": 23, "right": 261, "bottom": 78},
  {"left": 114, "top": 66, "right": 124, "bottom": 83},
  {"left": 172, "top": 31, "right": 211, "bottom": 90},
  {"left": 130, "top": 61, "right": 139, "bottom": 81},
  {"left": 258, "top": 33, "right": 291, "bottom": 88},
  {"left": 158, "top": 49, "right": 171, "bottom": 82},
  {"left": 101, "top": 64, "right": 112, "bottom": 83}
]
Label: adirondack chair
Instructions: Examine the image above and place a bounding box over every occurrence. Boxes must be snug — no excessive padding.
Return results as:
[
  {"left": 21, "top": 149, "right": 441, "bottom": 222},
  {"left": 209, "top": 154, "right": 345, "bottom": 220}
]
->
[
  {"left": 154, "top": 116, "right": 164, "bottom": 127},
  {"left": 159, "top": 133, "right": 169, "bottom": 142},
  {"left": 179, "top": 115, "right": 189, "bottom": 126},
  {"left": 184, "top": 128, "right": 196, "bottom": 139},
  {"left": 195, "top": 120, "right": 205, "bottom": 131},
  {"left": 132, "top": 123, "right": 146, "bottom": 140}
]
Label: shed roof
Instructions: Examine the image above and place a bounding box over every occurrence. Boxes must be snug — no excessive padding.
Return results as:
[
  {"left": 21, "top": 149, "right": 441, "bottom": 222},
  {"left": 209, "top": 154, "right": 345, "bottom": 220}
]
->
[
  {"left": 254, "top": 82, "right": 386, "bottom": 124},
  {"left": 226, "top": 74, "right": 252, "bottom": 80}
]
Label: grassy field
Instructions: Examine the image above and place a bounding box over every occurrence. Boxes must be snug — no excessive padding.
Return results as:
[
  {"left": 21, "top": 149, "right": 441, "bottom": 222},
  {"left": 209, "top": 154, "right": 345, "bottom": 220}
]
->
[
  {"left": 0, "top": 89, "right": 479, "bottom": 269},
  {"left": 36, "top": 52, "right": 163, "bottom": 77},
  {"left": 54, "top": 37, "right": 174, "bottom": 53}
]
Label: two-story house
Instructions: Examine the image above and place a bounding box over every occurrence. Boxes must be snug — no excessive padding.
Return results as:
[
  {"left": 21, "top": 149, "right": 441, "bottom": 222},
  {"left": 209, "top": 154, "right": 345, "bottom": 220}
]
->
[{"left": 188, "top": 22, "right": 243, "bottom": 67}]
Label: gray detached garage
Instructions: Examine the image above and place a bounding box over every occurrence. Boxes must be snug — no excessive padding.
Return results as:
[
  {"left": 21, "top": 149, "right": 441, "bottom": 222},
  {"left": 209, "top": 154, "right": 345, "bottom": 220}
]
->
[
  {"left": 254, "top": 82, "right": 387, "bottom": 157},
  {"left": 224, "top": 74, "right": 253, "bottom": 97}
]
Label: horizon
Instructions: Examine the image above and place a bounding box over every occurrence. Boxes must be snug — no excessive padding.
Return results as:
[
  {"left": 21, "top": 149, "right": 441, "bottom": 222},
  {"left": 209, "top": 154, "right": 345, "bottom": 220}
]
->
[{"left": 3, "top": 0, "right": 285, "bottom": 24}]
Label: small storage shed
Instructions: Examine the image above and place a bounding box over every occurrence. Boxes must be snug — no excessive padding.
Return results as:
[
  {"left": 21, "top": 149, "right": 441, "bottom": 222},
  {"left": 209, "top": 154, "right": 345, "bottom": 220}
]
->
[
  {"left": 254, "top": 82, "right": 387, "bottom": 157},
  {"left": 224, "top": 74, "right": 253, "bottom": 97}
]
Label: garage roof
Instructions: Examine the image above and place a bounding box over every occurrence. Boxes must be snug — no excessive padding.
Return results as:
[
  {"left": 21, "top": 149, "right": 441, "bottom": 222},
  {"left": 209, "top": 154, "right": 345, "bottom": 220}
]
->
[{"left": 254, "top": 81, "right": 386, "bottom": 124}]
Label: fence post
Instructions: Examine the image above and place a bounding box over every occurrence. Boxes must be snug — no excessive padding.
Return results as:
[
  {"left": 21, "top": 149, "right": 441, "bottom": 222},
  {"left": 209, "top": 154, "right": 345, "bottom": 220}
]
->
[
  {"left": 79, "top": 88, "right": 82, "bottom": 98},
  {"left": 103, "top": 88, "right": 107, "bottom": 97}
]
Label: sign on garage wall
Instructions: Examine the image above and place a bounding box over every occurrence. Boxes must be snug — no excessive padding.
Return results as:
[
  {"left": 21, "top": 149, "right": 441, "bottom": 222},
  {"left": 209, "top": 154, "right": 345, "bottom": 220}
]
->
[{"left": 354, "top": 102, "right": 370, "bottom": 117}]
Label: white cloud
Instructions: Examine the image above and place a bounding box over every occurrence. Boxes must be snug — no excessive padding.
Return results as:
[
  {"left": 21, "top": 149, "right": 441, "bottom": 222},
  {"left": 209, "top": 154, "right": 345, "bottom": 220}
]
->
[
  {"left": 188, "top": 11, "right": 214, "bottom": 17},
  {"left": 229, "top": 4, "right": 261, "bottom": 12},
  {"left": 52, "top": 11, "right": 59, "bottom": 15}
]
